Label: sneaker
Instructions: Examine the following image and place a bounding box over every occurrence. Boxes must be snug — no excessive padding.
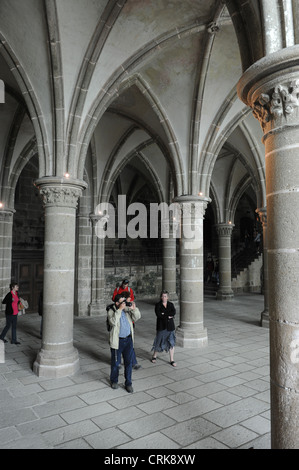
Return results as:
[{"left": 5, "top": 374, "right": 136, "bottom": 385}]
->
[
  {"left": 11, "top": 341, "right": 21, "bottom": 345},
  {"left": 133, "top": 364, "right": 141, "bottom": 370},
  {"left": 111, "top": 382, "right": 118, "bottom": 390},
  {"left": 125, "top": 385, "right": 134, "bottom": 393},
  {"left": 0, "top": 338, "right": 7, "bottom": 343}
]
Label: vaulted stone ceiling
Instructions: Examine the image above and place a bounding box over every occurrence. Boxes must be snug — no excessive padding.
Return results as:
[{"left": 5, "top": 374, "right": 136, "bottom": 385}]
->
[{"left": 0, "top": 0, "right": 268, "bottom": 224}]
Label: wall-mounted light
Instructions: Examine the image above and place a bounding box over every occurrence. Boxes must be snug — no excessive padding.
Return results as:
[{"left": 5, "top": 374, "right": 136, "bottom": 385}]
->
[
  {"left": 228, "top": 220, "right": 232, "bottom": 224},
  {"left": 64, "top": 172, "right": 70, "bottom": 179},
  {"left": 0, "top": 202, "right": 3, "bottom": 208},
  {"left": 198, "top": 192, "right": 203, "bottom": 196}
]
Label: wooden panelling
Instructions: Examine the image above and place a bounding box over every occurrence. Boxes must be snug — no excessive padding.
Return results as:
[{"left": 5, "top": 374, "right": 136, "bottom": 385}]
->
[{"left": 12, "top": 251, "right": 43, "bottom": 313}]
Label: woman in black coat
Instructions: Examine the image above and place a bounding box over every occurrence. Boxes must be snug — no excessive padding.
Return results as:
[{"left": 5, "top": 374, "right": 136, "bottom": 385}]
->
[
  {"left": 0, "top": 282, "right": 21, "bottom": 344},
  {"left": 151, "top": 290, "right": 177, "bottom": 367}
]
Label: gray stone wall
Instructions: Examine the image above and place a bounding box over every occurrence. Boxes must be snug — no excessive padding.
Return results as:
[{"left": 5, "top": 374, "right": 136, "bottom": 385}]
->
[
  {"left": 104, "top": 265, "right": 163, "bottom": 303},
  {"left": 13, "top": 158, "right": 44, "bottom": 251}
]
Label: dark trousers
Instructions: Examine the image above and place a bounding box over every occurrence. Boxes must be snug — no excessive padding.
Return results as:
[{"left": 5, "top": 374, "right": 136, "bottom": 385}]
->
[
  {"left": 117, "top": 347, "right": 138, "bottom": 366},
  {"left": 0, "top": 314, "right": 18, "bottom": 342},
  {"left": 110, "top": 335, "right": 133, "bottom": 387}
]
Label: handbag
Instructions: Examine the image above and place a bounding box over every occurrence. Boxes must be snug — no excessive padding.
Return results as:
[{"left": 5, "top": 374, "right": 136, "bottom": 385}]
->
[{"left": 18, "top": 298, "right": 28, "bottom": 315}]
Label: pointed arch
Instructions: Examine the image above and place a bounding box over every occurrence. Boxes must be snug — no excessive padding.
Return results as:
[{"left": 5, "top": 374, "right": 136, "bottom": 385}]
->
[
  {"left": 100, "top": 141, "right": 165, "bottom": 207},
  {"left": 228, "top": 175, "right": 254, "bottom": 224},
  {"left": 44, "top": 0, "right": 65, "bottom": 176},
  {"left": 189, "top": 0, "right": 229, "bottom": 194},
  {"left": 72, "top": 21, "right": 211, "bottom": 190},
  {"left": 5, "top": 137, "right": 38, "bottom": 208},
  {"left": 80, "top": 76, "right": 185, "bottom": 197},
  {"left": 0, "top": 33, "right": 49, "bottom": 175},
  {"left": 239, "top": 120, "right": 266, "bottom": 208},
  {"left": 65, "top": 0, "right": 126, "bottom": 174},
  {"left": 0, "top": 104, "right": 26, "bottom": 206},
  {"left": 225, "top": 0, "right": 264, "bottom": 71},
  {"left": 198, "top": 89, "right": 261, "bottom": 202},
  {"left": 209, "top": 181, "right": 221, "bottom": 224},
  {"left": 198, "top": 86, "right": 244, "bottom": 195},
  {"left": 99, "top": 124, "right": 142, "bottom": 203}
]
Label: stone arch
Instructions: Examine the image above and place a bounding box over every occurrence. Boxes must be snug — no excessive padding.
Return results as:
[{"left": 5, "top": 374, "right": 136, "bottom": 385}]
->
[
  {"left": 78, "top": 76, "right": 185, "bottom": 197},
  {"left": 65, "top": 0, "right": 126, "bottom": 172},
  {"left": 224, "top": 0, "right": 264, "bottom": 71},
  {"left": 73, "top": 16, "right": 211, "bottom": 192},
  {"left": 43, "top": 0, "right": 65, "bottom": 176},
  {"left": 0, "top": 33, "right": 49, "bottom": 175},
  {"left": 0, "top": 104, "right": 27, "bottom": 207},
  {"left": 198, "top": 101, "right": 264, "bottom": 211},
  {"left": 189, "top": 0, "right": 228, "bottom": 194},
  {"left": 5, "top": 137, "right": 38, "bottom": 209},
  {"left": 198, "top": 87, "right": 250, "bottom": 195},
  {"left": 209, "top": 181, "right": 221, "bottom": 225},
  {"left": 227, "top": 175, "right": 254, "bottom": 224},
  {"left": 100, "top": 142, "right": 165, "bottom": 207}
]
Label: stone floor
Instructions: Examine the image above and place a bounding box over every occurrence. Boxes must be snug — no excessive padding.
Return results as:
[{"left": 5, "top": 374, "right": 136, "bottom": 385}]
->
[{"left": 0, "top": 293, "right": 271, "bottom": 450}]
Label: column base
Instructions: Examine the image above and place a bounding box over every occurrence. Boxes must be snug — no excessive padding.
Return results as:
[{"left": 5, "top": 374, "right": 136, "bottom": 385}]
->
[
  {"left": 88, "top": 302, "right": 107, "bottom": 316},
  {"left": 33, "top": 346, "right": 80, "bottom": 378},
  {"left": 175, "top": 326, "right": 208, "bottom": 348},
  {"left": 216, "top": 289, "right": 234, "bottom": 300},
  {"left": 260, "top": 309, "right": 269, "bottom": 328}
]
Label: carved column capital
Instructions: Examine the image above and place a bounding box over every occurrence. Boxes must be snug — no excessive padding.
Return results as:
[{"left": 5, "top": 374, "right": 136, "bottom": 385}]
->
[
  {"left": 35, "top": 177, "right": 87, "bottom": 209},
  {"left": 174, "top": 194, "right": 211, "bottom": 219},
  {"left": 237, "top": 45, "right": 299, "bottom": 135},
  {"left": 252, "top": 80, "right": 299, "bottom": 131},
  {"left": 0, "top": 208, "right": 15, "bottom": 220},
  {"left": 215, "top": 223, "right": 234, "bottom": 237},
  {"left": 90, "top": 212, "right": 109, "bottom": 227}
]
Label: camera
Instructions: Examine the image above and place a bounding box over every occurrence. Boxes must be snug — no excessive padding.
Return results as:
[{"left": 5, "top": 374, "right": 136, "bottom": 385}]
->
[{"left": 125, "top": 301, "right": 132, "bottom": 307}]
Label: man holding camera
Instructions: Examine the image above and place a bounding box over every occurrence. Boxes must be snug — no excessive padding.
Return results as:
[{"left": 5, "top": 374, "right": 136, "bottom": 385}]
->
[{"left": 107, "top": 293, "right": 141, "bottom": 393}]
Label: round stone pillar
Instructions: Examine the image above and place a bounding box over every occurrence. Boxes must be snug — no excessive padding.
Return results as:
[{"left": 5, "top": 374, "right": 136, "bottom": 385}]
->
[
  {"left": 174, "top": 195, "right": 209, "bottom": 348},
  {"left": 215, "top": 223, "right": 234, "bottom": 300},
  {"left": 0, "top": 209, "right": 14, "bottom": 300},
  {"left": 256, "top": 207, "right": 269, "bottom": 327},
  {"left": 162, "top": 218, "right": 178, "bottom": 302},
  {"left": 88, "top": 214, "right": 106, "bottom": 316},
  {"left": 238, "top": 45, "right": 299, "bottom": 448},
  {"left": 33, "top": 177, "right": 87, "bottom": 378}
]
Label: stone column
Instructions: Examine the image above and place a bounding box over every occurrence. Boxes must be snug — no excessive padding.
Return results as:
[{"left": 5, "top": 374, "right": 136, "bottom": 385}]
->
[
  {"left": 256, "top": 207, "right": 269, "bottom": 327},
  {"left": 215, "top": 223, "right": 234, "bottom": 300},
  {"left": 162, "top": 218, "right": 178, "bottom": 302},
  {"left": 174, "top": 195, "right": 209, "bottom": 348},
  {"left": 75, "top": 213, "right": 92, "bottom": 316},
  {"left": 238, "top": 45, "right": 299, "bottom": 448},
  {"left": 88, "top": 214, "right": 106, "bottom": 316},
  {"left": 0, "top": 209, "right": 14, "bottom": 301},
  {"left": 33, "top": 177, "right": 87, "bottom": 378}
]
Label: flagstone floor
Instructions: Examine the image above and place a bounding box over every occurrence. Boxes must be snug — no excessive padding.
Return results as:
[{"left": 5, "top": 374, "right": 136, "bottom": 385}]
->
[{"left": 0, "top": 293, "right": 270, "bottom": 449}]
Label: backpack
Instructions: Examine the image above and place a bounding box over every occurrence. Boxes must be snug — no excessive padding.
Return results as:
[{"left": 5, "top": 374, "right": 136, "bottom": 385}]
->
[
  {"left": 115, "top": 286, "right": 131, "bottom": 297},
  {"left": 106, "top": 303, "right": 115, "bottom": 331}
]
